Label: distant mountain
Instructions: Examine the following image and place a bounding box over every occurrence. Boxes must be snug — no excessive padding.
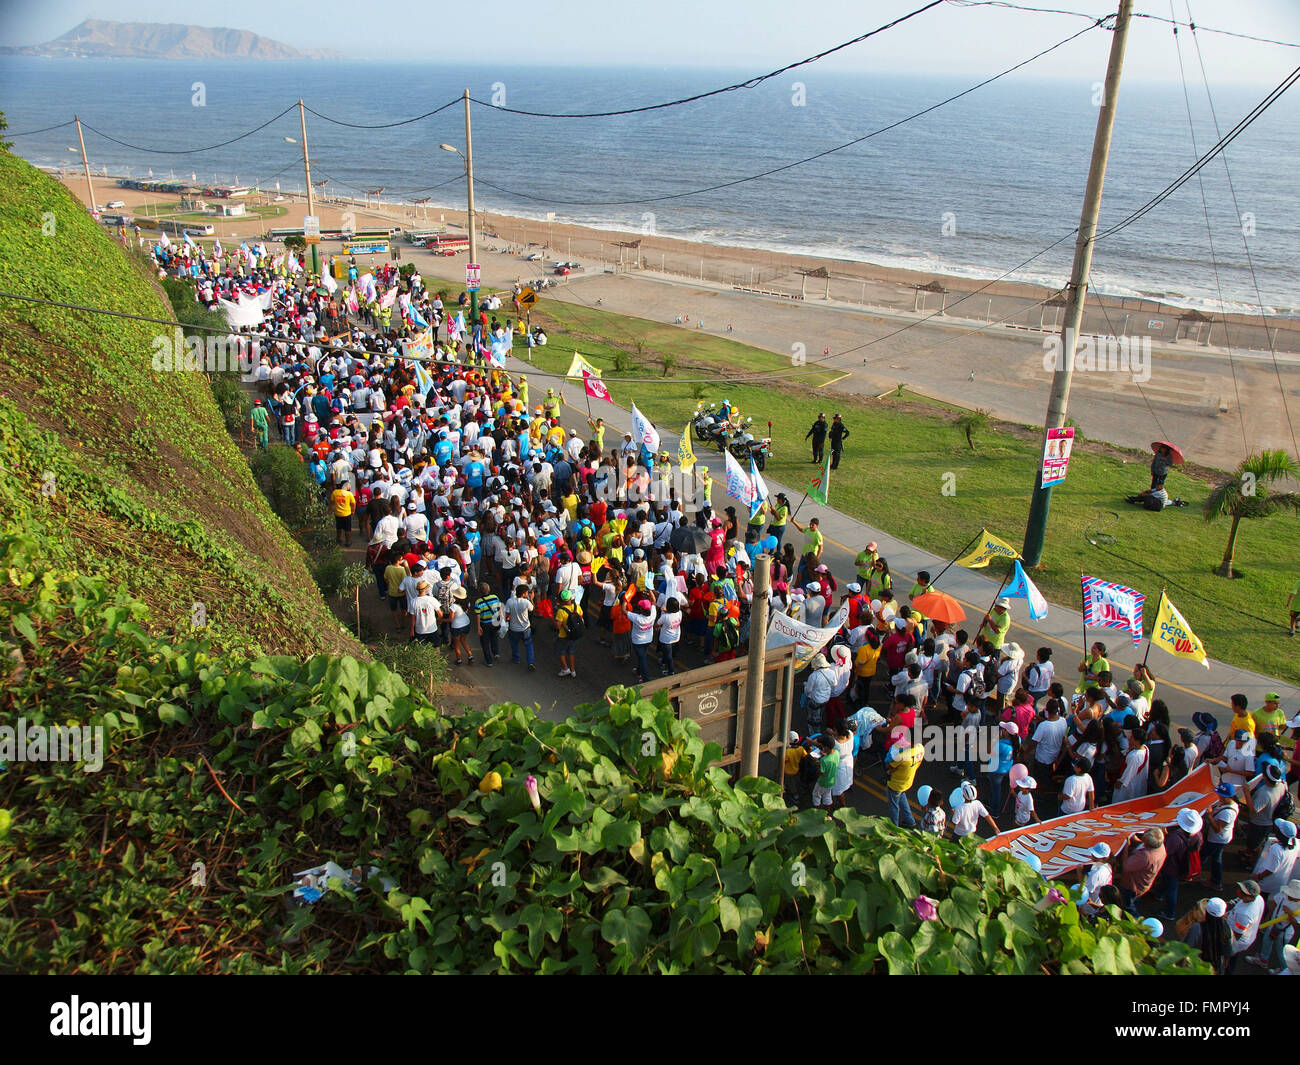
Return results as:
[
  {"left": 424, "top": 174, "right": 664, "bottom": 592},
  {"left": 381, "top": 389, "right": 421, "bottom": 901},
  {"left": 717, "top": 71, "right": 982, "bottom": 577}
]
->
[{"left": 0, "top": 18, "right": 344, "bottom": 60}]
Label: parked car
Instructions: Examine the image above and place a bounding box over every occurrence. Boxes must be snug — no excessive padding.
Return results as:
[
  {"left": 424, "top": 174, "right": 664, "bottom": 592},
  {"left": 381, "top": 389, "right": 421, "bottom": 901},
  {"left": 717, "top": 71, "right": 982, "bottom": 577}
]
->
[
  {"left": 523, "top": 251, "right": 543, "bottom": 261},
  {"left": 106, "top": 200, "right": 126, "bottom": 209}
]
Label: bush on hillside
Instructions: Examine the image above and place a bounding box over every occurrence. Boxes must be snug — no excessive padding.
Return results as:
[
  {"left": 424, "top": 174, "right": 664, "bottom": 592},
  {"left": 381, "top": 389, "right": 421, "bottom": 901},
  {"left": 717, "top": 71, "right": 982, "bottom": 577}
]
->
[{"left": 0, "top": 540, "right": 1210, "bottom": 975}]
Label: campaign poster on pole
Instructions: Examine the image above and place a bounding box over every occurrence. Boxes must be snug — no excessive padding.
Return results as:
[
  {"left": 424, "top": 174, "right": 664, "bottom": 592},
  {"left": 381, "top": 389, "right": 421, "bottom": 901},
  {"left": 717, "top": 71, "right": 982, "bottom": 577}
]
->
[{"left": 1040, "top": 427, "right": 1075, "bottom": 488}]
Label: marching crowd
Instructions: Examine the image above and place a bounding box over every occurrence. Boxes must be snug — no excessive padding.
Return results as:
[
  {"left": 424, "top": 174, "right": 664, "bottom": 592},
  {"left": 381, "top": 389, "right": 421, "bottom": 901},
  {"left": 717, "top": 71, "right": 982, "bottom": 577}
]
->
[{"left": 153, "top": 236, "right": 1300, "bottom": 975}]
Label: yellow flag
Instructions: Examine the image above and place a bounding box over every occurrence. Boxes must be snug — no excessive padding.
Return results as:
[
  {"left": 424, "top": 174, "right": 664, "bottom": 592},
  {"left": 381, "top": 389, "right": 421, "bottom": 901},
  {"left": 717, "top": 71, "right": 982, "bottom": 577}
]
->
[
  {"left": 1152, "top": 591, "right": 1209, "bottom": 669},
  {"left": 566, "top": 352, "right": 601, "bottom": 379},
  {"left": 678, "top": 423, "right": 696, "bottom": 470},
  {"left": 954, "top": 529, "right": 1022, "bottom": 569}
]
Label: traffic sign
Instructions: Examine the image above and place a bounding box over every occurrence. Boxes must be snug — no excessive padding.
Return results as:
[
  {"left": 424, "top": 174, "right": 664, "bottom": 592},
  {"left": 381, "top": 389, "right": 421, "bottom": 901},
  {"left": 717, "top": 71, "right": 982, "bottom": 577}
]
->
[
  {"left": 517, "top": 286, "right": 537, "bottom": 308},
  {"left": 466, "top": 262, "right": 481, "bottom": 291}
]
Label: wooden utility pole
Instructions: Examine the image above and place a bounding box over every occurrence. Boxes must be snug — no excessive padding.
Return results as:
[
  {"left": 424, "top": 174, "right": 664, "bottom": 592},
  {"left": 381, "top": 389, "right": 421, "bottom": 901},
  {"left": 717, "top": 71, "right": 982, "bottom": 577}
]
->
[
  {"left": 740, "top": 554, "right": 772, "bottom": 777},
  {"left": 297, "top": 100, "right": 319, "bottom": 275},
  {"left": 74, "top": 117, "right": 96, "bottom": 212},
  {"left": 1022, "top": 0, "right": 1133, "bottom": 566}
]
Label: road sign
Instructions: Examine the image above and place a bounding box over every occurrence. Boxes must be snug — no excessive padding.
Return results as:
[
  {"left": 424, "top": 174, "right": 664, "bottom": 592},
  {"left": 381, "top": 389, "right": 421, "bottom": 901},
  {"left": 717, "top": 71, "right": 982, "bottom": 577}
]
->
[
  {"left": 303, "top": 215, "right": 320, "bottom": 245},
  {"left": 466, "top": 262, "right": 481, "bottom": 292},
  {"left": 517, "top": 286, "right": 537, "bottom": 308}
]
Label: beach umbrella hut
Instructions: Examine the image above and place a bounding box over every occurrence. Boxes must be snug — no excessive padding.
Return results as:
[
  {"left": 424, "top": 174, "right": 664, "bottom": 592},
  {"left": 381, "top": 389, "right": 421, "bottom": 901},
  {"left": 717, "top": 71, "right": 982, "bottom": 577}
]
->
[{"left": 913, "top": 279, "right": 947, "bottom": 314}]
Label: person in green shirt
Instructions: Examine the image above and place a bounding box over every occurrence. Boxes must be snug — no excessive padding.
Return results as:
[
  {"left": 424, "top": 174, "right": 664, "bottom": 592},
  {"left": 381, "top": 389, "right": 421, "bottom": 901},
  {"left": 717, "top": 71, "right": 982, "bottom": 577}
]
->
[
  {"left": 517, "top": 374, "right": 529, "bottom": 409},
  {"left": 791, "top": 516, "right": 823, "bottom": 561},
  {"left": 1288, "top": 578, "right": 1300, "bottom": 637},
  {"left": 250, "top": 401, "right": 270, "bottom": 450},
  {"left": 747, "top": 498, "right": 767, "bottom": 532},
  {"left": 855, "top": 541, "right": 879, "bottom": 583},
  {"left": 586, "top": 416, "right": 605, "bottom": 453},
  {"left": 1253, "top": 693, "right": 1287, "bottom": 736},
  {"left": 909, "top": 570, "right": 932, "bottom": 627},
  {"left": 812, "top": 735, "right": 840, "bottom": 813},
  {"left": 1075, "top": 642, "right": 1109, "bottom": 695},
  {"left": 977, "top": 598, "right": 1012, "bottom": 650},
  {"left": 767, "top": 493, "right": 790, "bottom": 549}
]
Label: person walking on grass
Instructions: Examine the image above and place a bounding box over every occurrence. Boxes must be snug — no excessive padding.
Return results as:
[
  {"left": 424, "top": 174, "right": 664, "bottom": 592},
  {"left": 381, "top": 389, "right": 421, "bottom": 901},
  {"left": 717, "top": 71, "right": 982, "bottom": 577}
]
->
[{"left": 805, "top": 413, "right": 828, "bottom": 463}]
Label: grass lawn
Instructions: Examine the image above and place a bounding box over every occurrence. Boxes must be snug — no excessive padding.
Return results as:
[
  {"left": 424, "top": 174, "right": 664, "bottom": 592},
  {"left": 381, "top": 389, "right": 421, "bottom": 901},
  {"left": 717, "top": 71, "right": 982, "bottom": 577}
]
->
[{"left": 521, "top": 297, "right": 1300, "bottom": 686}]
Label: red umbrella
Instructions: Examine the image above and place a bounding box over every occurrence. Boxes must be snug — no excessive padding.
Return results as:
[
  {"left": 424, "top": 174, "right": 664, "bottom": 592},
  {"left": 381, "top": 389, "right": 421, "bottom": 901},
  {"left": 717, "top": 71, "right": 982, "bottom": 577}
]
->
[
  {"left": 910, "top": 590, "right": 966, "bottom": 625},
  {"left": 1152, "top": 440, "right": 1185, "bottom": 465}
]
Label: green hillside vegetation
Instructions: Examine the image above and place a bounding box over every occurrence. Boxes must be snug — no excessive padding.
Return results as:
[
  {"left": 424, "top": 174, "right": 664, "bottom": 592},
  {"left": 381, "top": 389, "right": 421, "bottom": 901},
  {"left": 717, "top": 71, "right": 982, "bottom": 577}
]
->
[
  {"left": 529, "top": 298, "right": 1300, "bottom": 684},
  {"left": 0, "top": 552, "right": 1206, "bottom": 974},
  {"left": 0, "top": 151, "right": 357, "bottom": 659}
]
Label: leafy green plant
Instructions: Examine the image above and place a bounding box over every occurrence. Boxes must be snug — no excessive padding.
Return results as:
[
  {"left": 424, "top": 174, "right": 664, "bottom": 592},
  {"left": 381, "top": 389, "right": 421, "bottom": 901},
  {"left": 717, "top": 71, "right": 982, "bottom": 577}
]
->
[
  {"left": 335, "top": 563, "right": 373, "bottom": 640},
  {"left": 954, "top": 409, "right": 990, "bottom": 451},
  {"left": 371, "top": 636, "right": 447, "bottom": 705},
  {"left": 1202, "top": 449, "right": 1300, "bottom": 578},
  {"left": 1, "top": 544, "right": 1210, "bottom": 975}
]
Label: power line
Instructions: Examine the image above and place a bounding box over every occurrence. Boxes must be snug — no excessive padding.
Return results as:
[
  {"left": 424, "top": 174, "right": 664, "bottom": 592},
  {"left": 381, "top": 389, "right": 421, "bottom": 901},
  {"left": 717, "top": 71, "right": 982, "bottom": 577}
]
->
[
  {"left": 468, "top": 2, "right": 947, "bottom": 119},
  {"left": 1092, "top": 62, "right": 1300, "bottom": 243},
  {"left": 1186, "top": 6, "right": 1300, "bottom": 459},
  {"left": 1134, "top": 10, "right": 1300, "bottom": 50},
  {"left": 469, "top": 19, "right": 1104, "bottom": 208},
  {"left": 78, "top": 104, "right": 298, "bottom": 155},
  {"left": 302, "top": 99, "right": 460, "bottom": 129},
  {"left": 1167, "top": 3, "right": 1246, "bottom": 454},
  {"left": 5, "top": 119, "right": 77, "bottom": 138}
]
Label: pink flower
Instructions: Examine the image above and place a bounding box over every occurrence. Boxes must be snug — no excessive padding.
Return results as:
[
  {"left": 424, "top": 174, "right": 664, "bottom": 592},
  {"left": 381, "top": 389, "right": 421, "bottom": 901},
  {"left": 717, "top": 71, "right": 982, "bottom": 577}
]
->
[
  {"left": 523, "top": 774, "right": 541, "bottom": 813},
  {"left": 913, "top": 895, "right": 938, "bottom": 922},
  {"left": 1048, "top": 888, "right": 1066, "bottom": 905}
]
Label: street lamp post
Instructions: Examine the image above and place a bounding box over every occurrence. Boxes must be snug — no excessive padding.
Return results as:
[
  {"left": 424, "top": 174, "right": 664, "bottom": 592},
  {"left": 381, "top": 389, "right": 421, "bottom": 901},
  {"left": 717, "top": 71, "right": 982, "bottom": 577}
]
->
[{"left": 441, "top": 88, "right": 479, "bottom": 340}]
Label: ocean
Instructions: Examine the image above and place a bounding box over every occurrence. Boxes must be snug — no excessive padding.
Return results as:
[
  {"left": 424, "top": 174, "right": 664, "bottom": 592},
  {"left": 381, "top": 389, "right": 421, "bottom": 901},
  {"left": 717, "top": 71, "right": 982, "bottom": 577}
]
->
[{"left": 2, "top": 57, "right": 1297, "bottom": 314}]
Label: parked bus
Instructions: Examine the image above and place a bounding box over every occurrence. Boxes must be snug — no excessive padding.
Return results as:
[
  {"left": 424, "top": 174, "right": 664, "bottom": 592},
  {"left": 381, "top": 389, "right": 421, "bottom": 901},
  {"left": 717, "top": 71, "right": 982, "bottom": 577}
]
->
[
  {"left": 157, "top": 219, "right": 214, "bottom": 237},
  {"left": 423, "top": 234, "right": 470, "bottom": 255}
]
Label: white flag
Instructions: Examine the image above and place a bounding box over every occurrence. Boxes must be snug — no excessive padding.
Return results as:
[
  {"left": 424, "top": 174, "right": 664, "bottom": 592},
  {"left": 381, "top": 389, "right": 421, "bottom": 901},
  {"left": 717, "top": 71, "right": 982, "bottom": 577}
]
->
[{"left": 631, "top": 403, "right": 660, "bottom": 452}]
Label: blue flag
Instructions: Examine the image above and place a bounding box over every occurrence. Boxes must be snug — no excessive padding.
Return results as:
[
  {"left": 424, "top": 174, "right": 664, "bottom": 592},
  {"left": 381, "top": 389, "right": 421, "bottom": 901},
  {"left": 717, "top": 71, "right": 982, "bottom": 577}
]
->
[{"left": 1002, "top": 560, "right": 1049, "bottom": 620}]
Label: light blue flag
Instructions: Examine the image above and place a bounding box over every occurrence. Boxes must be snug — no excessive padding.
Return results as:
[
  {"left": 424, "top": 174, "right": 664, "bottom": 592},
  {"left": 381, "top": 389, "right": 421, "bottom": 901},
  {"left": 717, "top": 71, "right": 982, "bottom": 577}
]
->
[
  {"left": 1002, "top": 560, "right": 1049, "bottom": 620},
  {"left": 749, "top": 455, "right": 769, "bottom": 520}
]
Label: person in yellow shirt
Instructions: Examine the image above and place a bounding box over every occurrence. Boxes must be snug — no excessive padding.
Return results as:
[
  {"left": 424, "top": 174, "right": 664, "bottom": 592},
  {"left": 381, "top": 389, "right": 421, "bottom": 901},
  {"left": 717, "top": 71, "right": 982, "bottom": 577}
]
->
[
  {"left": 885, "top": 739, "right": 924, "bottom": 827},
  {"left": 560, "top": 487, "right": 579, "bottom": 521},
  {"left": 783, "top": 732, "right": 809, "bottom": 806},
  {"left": 517, "top": 374, "right": 529, "bottom": 409},
  {"left": 853, "top": 632, "right": 883, "bottom": 706},
  {"left": 1229, "top": 693, "right": 1257, "bottom": 738},
  {"left": 330, "top": 482, "right": 357, "bottom": 547},
  {"left": 548, "top": 422, "right": 567, "bottom": 449},
  {"left": 587, "top": 416, "right": 606, "bottom": 453}
]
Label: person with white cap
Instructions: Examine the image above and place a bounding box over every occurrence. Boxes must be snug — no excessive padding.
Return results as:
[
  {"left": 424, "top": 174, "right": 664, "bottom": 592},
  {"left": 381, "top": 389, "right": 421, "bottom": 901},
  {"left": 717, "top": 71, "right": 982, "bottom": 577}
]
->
[
  {"left": 977, "top": 598, "right": 1012, "bottom": 651},
  {"left": 1252, "top": 818, "right": 1300, "bottom": 898},
  {"left": 1157, "top": 807, "right": 1204, "bottom": 921},
  {"left": 1077, "top": 842, "right": 1114, "bottom": 917},
  {"left": 1181, "top": 896, "right": 1232, "bottom": 974},
  {"left": 1012, "top": 776, "right": 1041, "bottom": 829},
  {"left": 1253, "top": 878, "right": 1300, "bottom": 972},
  {"left": 802, "top": 652, "right": 837, "bottom": 733},
  {"left": 1226, "top": 879, "right": 1265, "bottom": 973},
  {"left": 951, "top": 779, "right": 998, "bottom": 840}
]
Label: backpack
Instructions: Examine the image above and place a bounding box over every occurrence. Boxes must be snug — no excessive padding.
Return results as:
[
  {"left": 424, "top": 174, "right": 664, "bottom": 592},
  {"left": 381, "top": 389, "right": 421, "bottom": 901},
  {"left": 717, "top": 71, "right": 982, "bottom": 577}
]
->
[
  {"left": 563, "top": 608, "right": 585, "bottom": 639},
  {"left": 963, "top": 666, "right": 988, "bottom": 705},
  {"left": 1275, "top": 788, "right": 1295, "bottom": 823},
  {"left": 798, "top": 751, "right": 820, "bottom": 788},
  {"left": 982, "top": 656, "right": 1000, "bottom": 697},
  {"left": 365, "top": 540, "right": 387, "bottom": 566},
  {"left": 715, "top": 616, "right": 740, "bottom": 652},
  {"left": 1204, "top": 731, "right": 1226, "bottom": 762}
]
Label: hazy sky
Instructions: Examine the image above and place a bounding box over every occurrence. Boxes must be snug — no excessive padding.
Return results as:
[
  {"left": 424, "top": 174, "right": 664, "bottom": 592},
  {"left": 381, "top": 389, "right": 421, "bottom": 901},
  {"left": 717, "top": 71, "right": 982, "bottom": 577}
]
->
[{"left": 1, "top": 1, "right": 1298, "bottom": 83}]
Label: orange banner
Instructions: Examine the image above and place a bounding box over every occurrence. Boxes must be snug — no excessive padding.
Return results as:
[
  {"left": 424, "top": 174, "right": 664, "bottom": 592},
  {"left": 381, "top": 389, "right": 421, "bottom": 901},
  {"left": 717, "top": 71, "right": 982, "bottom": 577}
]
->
[{"left": 980, "top": 764, "right": 1217, "bottom": 879}]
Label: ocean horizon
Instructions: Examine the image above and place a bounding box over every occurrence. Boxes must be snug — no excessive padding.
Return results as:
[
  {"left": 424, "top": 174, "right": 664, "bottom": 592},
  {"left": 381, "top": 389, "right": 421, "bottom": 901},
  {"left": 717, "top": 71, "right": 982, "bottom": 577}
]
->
[{"left": 3, "top": 57, "right": 1297, "bottom": 316}]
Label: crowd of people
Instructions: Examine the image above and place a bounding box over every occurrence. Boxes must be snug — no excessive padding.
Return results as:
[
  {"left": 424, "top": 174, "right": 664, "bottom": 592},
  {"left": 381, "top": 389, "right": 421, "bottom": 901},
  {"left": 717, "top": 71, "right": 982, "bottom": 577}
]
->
[{"left": 153, "top": 235, "right": 1299, "bottom": 975}]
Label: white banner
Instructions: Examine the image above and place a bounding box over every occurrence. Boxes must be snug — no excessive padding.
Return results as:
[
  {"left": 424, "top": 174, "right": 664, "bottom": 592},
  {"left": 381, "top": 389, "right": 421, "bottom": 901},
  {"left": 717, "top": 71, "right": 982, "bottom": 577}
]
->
[
  {"left": 766, "top": 603, "right": 849, "bottom": 670},
  {"left": 631, "top": 402, "right": 660, "bottom": 452}
]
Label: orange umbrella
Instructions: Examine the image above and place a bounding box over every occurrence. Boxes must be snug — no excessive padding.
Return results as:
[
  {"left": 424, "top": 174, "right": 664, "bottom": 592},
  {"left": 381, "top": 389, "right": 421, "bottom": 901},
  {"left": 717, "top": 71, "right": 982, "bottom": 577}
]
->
[{"left": 911, "top": 590, "right": 966, "bottom": 625}]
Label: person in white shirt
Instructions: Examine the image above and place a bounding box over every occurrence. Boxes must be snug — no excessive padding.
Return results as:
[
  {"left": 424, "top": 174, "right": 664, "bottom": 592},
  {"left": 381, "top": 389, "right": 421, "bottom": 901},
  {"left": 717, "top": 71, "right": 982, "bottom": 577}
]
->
[
  {"left": 1113, "top": 729, "right": 1151, "bottom": 803},
  {"left": 403, "top": 503, "right": 429, "bottom": 544},
  {"left": 409, "top": 582, "right": 439, "bottom": 641},
  {"left": 950, "top": 781, "right": 998, "bottom": 839},
  {"left": 654, "top": 598, "right": 683, "bottom": 676},
  {"left": 1030, "top": 699, "right": 1069, "bottom": 780},
  {"left": 1227, "top": 881, "right": 1265, "bottom": 971},
  {"left": 372, "top": 507, "right": 402, "bottom": 549},
  {"left": 629, "top": 600, "right": 658, "bottom": 683},
  {"left": 1252, "top": 821, "right": 1300, "bottom": 898},
  {"left": 1058, "top": 756, "right": 1096, "bottom": 814},
  {"left": 1077, "top": 842, "right": 1114, "bottom": 917},
  {"left": 399, "top": 562, "right": 428, "bottom": 618}
]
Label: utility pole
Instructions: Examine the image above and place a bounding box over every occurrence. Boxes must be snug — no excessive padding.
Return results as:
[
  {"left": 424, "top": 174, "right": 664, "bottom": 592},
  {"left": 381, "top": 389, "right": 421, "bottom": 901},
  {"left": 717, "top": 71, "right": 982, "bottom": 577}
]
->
[
  {"left": 464, "top": 88, "right": 479, "bottom": 335},
  {"left": 74, "top": 116, "right": 96, "bottom": 213},
  {"left": 740, "top": 555, "right": 772, "bottom": 778},
  {"left": 297, "top": 100, "right": 319, "bottom": 276},
  {"left": 1022, "top": 0, "right": 1133, "bottom": 567}
]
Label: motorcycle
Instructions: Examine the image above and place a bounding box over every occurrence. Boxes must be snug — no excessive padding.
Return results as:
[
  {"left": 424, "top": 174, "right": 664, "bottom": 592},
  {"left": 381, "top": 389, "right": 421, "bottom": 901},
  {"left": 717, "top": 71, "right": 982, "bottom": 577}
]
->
[{"left": 721, "top": 419, "right": 771, "bottom": 470}]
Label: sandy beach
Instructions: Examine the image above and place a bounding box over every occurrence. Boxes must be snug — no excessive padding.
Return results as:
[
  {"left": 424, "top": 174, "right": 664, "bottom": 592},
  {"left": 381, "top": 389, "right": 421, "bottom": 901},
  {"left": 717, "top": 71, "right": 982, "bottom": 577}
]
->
[{"left": 59, "top": 172, "right": 1300, "bottom": 471}]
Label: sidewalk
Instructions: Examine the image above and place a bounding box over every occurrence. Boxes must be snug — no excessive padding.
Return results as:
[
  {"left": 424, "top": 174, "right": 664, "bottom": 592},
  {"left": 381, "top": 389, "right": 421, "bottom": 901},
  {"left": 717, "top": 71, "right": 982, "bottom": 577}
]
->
[{"left": 510, "top": 351, "right": 1299, "bottom": 719}]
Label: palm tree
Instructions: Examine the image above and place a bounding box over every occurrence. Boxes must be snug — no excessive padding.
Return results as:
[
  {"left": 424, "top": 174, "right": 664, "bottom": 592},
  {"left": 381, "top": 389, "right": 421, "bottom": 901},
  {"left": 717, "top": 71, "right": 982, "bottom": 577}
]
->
[
  {"left": 954, "top": 410, "right": 989, "bottom": 450},
  {"left": 1202, "top": 449, "right": 1300, "bottom": 578}
]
